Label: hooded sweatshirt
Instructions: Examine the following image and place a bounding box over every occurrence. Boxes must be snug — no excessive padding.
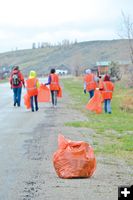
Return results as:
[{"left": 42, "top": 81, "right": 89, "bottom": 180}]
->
[{"left": 26, "top": 71, "right": 40, "bottom": 96}]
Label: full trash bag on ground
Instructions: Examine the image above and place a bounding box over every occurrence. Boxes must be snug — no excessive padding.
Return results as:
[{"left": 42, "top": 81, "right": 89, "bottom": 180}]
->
[
  {"left": 86, "top": 89, "right": 103, "bottom": 114},
  {"left": 53, "top": 134, "right": 96, "bottom": 179},
  {"left": 24, "top": 93, "right": 31, "bottom": 109},
  {"left": 38, "top": 84, "right": 50, "bottom": 102}
]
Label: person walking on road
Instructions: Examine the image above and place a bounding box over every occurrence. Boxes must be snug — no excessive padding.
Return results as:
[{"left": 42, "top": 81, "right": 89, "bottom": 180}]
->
[
  {"left": 45, "top": 68, "right": 60, "bottom": 107},
  {"left": 83, "top": 69, "right": 97, "bottom": 99},
  {"left": 26, "top": 70, "right": 40, "bottom": 112},
  {"left": 10, "top": 66, "right": 25, "bottom": 107},
  {"left": 99, "top": 74, "right": 114, "bottom": 114}
]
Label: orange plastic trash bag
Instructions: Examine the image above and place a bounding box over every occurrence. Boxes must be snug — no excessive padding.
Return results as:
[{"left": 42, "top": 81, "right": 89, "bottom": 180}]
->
[
  {"left": 86, "top": 89, "right": 103, "bottom": 114},
  {"left": 38, "top": 84, "right": 50, "bottom": 102},
  {"left": 53, "top": 134, "right": 96, "bottom": 179},
  {"left": 57, "top": 86, "right": 62, "bottom": 98},
  {"left": 24, "top": 93, "right": 31, "bottom": 109}
]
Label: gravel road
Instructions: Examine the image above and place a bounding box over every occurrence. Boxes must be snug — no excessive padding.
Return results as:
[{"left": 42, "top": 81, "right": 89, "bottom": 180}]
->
[{"left": 0, "top": 81, "right": 132, "bottom": 200}]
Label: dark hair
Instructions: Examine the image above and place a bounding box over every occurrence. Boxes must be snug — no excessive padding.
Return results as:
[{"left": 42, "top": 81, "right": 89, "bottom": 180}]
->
[
  {"left": 50, "top": 68, "right": 55, "bottom": 74},
  {"left": 13, "top": 65, "right": 19, "bottom": 70}
]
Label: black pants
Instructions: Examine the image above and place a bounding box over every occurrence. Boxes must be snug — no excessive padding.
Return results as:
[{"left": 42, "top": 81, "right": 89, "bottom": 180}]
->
[
  {"left": 30, "top": 95, "right": 38, "bottom": 111},
  {"left": 51, "top": 90, "right": 58, "bottom": 106}
]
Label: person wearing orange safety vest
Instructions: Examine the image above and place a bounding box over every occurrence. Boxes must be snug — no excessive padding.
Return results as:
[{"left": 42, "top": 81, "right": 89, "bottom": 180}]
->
[
  {"left": 26, "top": 71, "right": 40, "bottom": 112},
  {"left": 99, "top": 74, "right": 114, "bottom": 114},
  {"left": 84, "top": 69, "right": 97, "bottom": 99},
  {"left": 45, "top": 68, "right": 60, "bottom": 107}
]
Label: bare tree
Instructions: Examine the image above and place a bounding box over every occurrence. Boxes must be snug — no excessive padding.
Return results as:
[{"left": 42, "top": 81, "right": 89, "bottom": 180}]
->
[
  {"left": 74, "top": 39, "right": 78, "bottom": 44},
  {"left": 32, "top": 42, "right": 36, "bottom": 49},
  {"left": 38, "top": 42, "right": 40, "bottom": 48},
  {"left": 41, "top": 42, "right": 45, "bottom": 48},
  {"left": 120, "top": 11, "right": 133, "bottom": 64},
  {"left": 70, "top": 52, "right": 82, "bottom": 76},
  {"left": 61, "top": 39, "right": 70, "bottom": 48},
  {"left": 118, "top": 11, "right": 133, "bottom": 87}
]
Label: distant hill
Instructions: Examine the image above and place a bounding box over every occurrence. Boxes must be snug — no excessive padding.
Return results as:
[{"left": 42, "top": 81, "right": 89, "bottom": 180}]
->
[{"left": 0, "top": 39, "right": 131, "bottom": 75}]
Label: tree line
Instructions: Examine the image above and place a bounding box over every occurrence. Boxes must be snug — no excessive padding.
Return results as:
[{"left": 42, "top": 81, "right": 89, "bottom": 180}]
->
[{"left": 32, "top": 39, "right": 78, "bottom": 49}]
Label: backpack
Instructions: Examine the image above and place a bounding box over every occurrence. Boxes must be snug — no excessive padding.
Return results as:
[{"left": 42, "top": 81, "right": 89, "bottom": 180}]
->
[{"left": 12, "top": 72, "right": 20, "bottom": 86}]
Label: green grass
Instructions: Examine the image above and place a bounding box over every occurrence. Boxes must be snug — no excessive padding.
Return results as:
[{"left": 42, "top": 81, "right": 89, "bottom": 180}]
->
[
  {"left": 62, "top": 77, "right": 133, "bottom": 162},
  {"left": 62, "top": 77, "right": 133, "bottom": 133},
  {"left": 0, "top": 78, "right": 8, "bottom": 83}
]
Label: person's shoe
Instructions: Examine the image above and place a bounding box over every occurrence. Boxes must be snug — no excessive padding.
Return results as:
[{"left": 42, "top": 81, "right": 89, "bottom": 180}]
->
[
  {"left": 14, "top": 102, "right": 16, "bottom": 106},
  {"left": 32, "top": 109, "right": 34, "bottom": 112},
  {"left": 17, "top": 102, "right": 20, "bottom": 107},
  {"left": 36, "top": 108, "right": 39, "bottom": 111}
]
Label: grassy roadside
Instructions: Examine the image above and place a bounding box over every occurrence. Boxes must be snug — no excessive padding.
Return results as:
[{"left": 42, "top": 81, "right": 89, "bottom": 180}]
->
[
  {"left": 61, "top": 77, "right": 133, "bottom": 165},
  {"left": 0, "top": 79, "right": 8, "bottom": 83}
]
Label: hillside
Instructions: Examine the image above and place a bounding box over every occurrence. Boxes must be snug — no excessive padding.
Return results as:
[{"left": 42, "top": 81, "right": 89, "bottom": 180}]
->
[{"left": 0, "top": 39, "right": 131, "bottom": 75}]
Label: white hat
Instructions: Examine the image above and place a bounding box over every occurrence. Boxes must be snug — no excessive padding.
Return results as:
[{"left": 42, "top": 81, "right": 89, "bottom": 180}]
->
[{"left": 86, "top": 69, "right": 91, "bottom": 74}]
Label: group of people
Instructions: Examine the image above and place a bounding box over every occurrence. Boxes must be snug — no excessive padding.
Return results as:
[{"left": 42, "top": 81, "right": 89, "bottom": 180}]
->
[
  {"left": 9, "top": 66, "right": 60, "bottom": 112},
  {"left": 83, "top": 68, "right": 114, "bottom": 114},
  {"left": 9, "top": 66, "right": 114, "bottom": 114}
]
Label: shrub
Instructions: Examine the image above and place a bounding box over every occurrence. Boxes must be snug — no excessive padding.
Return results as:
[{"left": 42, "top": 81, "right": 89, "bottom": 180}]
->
[{"left": 120, "top": 96, "right": 133, "bottom": 112}]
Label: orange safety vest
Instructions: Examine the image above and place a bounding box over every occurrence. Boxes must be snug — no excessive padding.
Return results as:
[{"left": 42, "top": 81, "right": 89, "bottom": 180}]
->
[
  {"left": 102, "top": 81, "right": 114, "bottom": 100},
  {"left": 50, "top": 74, "right": 60, "bottom": 91},
  {"left": 26, "top": 78, "right": 38, "bottom": 97},
  {"left": 84, "top": 74, "right": 97, "bottom": 91}
]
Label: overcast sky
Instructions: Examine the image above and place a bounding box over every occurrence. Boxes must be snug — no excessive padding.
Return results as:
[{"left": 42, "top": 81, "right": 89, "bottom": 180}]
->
[{"left": 0, "top": 0, "right": 133, "bottom": 53}]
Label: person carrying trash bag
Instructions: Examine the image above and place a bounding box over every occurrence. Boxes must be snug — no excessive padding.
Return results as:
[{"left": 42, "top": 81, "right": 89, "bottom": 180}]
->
[
  {"left": 45, "top": 68, "right": 61, "bottom": 108},
  {"left": 26, "top": 70, "right": 40, "bottom": 112},
  {"left": 99, "top": 74, "right": 114, "bottom": 114},
  {"left": 9, "top": 65, "right": 25, "bottom": 107},
  {"left": 83, "top": 69, "right": 97, "bottom": 99}
]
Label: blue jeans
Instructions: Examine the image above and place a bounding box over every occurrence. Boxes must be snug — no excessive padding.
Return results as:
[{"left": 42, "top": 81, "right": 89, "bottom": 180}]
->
[
  {"left": 30, "top": 95, "right": 38, "bottom": 112},
  {"left": 104, "top": 99, "right": 111, "bottom": 113},
  {"left": 13, "top": 87, "right": 22, "bottom": 106},
  {"left": 88, "top": 90, "right": 94, "bottom": 99}
]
